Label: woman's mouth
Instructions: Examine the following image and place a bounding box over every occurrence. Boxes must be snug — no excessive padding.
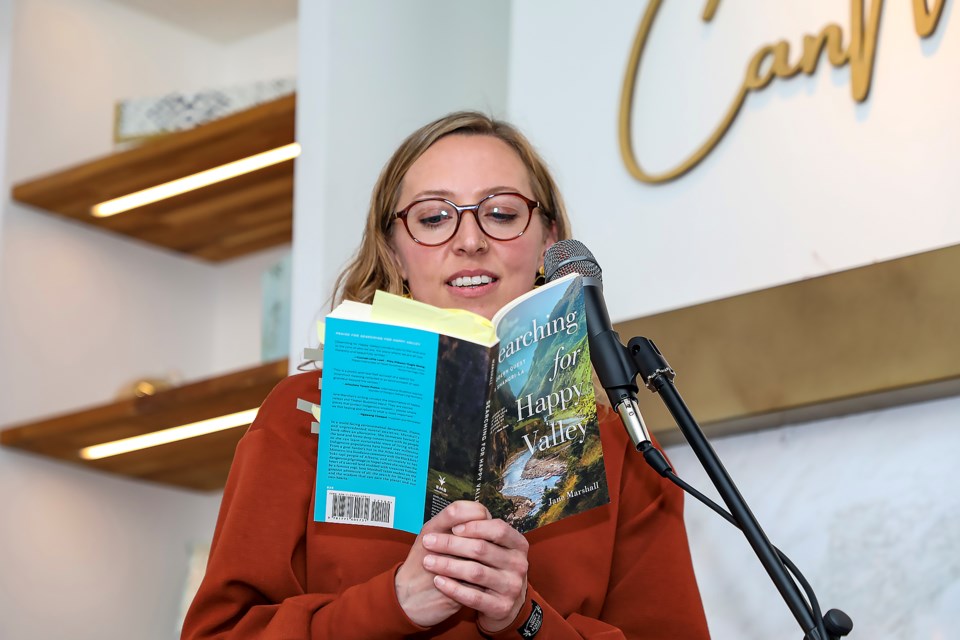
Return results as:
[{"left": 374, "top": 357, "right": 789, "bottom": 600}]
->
[{"left": 447, "top": 275, "right": 496, "bottom": 288}]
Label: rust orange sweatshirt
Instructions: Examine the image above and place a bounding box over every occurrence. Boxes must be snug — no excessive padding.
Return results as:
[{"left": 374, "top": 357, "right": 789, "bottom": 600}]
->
[{"left": 182, "top": 371, "right": 710, "bottom": 639}]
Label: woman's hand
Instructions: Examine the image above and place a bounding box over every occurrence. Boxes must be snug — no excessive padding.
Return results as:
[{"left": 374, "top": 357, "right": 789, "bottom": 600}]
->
[
  {"left": 421, "top": 507, "right": 530, "bottom": 633},
  {"left": 395, "top": 500, "right": 493, "bottom": 627}
]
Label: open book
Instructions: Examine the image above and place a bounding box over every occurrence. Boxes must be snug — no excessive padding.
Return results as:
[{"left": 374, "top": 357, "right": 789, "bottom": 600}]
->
[{"left": 314, "top": 273, "right": 609, "bottom": 534}]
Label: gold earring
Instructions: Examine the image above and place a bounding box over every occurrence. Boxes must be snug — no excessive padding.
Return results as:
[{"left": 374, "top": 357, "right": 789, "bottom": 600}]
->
[
  {"left": 401, "top": 280, "right": 413, "bottom": 299},
  {"left": 534, "top": 265, "right": 546, "bottom": 288}
]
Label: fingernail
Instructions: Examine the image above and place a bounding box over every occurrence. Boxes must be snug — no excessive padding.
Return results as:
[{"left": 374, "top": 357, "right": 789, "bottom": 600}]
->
[
  {"left": 423, "top": 555, "right": 435, "bottom": 568},
  {"left": 434, "top": 576, "right": 446, "bottom": 587},
  {"left": 423, "top": 534, "right": 436, "bottom": 547},
  {"left": 452, "top": 524, "right": 464, "bottom": 535}
]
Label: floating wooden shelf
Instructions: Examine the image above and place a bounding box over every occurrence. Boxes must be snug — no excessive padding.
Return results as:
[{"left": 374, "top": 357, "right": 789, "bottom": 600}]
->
[
  {"left": 11, "top": 95, "right": 296, "bottom": 261},
  {"left": 0, "top": 360, "right": 289, "bottom": 491}
]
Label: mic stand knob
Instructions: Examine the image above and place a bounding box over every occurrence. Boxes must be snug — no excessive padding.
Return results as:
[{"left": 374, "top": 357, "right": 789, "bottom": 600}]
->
[{"left": 823, "top": 609, "right": 853, "bottom": 638}]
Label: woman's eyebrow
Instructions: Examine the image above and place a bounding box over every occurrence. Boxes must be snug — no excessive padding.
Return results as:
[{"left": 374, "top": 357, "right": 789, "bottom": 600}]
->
[
  {"left": 410, "top": 186, "right": 523, "bottom": 200},
  {"left": 410, "top": 189, "right": 456, "bottom": 199}
]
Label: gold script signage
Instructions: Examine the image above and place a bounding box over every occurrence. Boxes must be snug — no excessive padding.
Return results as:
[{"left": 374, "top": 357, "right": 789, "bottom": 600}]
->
[{"left": 619, "top": 0, "right": 948, "bottom": 184}]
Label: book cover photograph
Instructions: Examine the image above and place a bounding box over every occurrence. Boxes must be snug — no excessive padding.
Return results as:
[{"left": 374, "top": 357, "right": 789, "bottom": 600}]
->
[
  {"left": 314, "top": 273, "right": 609, "bottom": 534},
  {"left": 478, "top": 276, "right": 608, "bottom": 533}
]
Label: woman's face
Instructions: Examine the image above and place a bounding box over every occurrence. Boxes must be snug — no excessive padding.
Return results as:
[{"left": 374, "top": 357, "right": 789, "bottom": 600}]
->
[{"left": 389, "top": 134, "right": 557, "bottom": 320}]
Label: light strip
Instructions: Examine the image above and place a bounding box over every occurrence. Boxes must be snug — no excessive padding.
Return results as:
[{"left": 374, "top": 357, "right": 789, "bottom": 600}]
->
[
  {"left": 91, "top": 142, "right": 301, "bottom": 218},
  {"left": 79, "top": 408, "right": 259, "bottom": 460}
]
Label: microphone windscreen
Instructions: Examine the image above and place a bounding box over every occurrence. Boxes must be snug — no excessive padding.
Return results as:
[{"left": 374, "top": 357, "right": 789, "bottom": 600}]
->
[{"left": 544, "top": 239, "right": 603, "bottom": 283}]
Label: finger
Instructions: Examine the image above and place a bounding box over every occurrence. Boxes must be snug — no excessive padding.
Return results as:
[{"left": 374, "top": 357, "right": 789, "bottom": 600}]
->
[
  {"left": 422, "top": 532, "right": 518, "bottom": 574},
  {"left": 424, "top": 553, "right": 525, "bottom": 595},
  {"left": 422, "top": 501, "right": 490, "bottom": 533},
  {"left": 433, "top": 575, "right": 522, "bottom": 622},
  {"left": 451, "top": 519, "right": 530, "bottom": 552}
]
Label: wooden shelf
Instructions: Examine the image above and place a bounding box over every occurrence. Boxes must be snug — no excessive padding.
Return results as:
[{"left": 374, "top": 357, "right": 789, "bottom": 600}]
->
[
  {"left": 0, "top": 360, "right": 289, "bottom": 491},
  {"left": 11, "top": 95, "right": 296, "bottom": 261}
]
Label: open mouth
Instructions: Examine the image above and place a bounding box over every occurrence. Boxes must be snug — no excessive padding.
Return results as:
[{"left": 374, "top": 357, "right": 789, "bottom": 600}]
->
[{"left": 447, "top": 275, "right": 496, "bottom": 288}]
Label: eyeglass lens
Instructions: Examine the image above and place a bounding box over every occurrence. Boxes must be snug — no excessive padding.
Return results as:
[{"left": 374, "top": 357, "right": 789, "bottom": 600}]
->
[{"left": 405, "top": 194, "right": 531, "bottom": 244}]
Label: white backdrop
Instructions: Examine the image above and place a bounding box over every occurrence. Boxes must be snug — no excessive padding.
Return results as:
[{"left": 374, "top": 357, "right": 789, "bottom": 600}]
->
[{"left": 508, "top": 0, "right": 959, "bottom": 321}]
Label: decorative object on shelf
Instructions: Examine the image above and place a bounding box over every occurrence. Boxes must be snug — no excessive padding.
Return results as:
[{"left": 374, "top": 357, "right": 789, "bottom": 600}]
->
[
  {"left": 261, "top": 251, "right": 292, "bottom": 362},
  {"left": 114, "top": 78, "right": 296, "bottom": 144},
  {"left": 11, "top": 94, "right": 296, "bottom": 261},
  {"left": 115, "top": 371, "right": 183, "bottom": 400}
]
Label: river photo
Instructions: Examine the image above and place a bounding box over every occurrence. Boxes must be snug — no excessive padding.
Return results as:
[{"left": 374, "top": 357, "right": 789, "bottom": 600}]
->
[{"left": 500, "top": 449, "right": 565, "bottom": 516}]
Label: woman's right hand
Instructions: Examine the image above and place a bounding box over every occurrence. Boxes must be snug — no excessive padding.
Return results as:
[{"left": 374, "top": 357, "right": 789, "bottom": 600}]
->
[{"left": 395, "top": 501, "right": 492, "bottom": 627}]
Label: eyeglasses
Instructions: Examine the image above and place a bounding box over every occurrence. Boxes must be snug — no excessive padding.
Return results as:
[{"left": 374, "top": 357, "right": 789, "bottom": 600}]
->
[{"left": 393, "top": 192, "right": 540, "bottom": 247}]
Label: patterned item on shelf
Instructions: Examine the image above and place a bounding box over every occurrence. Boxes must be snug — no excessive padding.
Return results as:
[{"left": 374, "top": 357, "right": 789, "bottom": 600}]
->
[{"left": 113, "top": 78, "right": 295, "bottom": 142}]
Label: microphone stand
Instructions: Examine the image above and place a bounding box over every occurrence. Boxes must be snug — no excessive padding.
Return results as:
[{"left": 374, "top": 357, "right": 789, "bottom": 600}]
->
[{"left": 625, "top": 336, "right": 852, "bottom": 640}]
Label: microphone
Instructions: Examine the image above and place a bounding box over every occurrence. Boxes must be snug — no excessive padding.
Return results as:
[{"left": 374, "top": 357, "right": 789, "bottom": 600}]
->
[{"left": 544, "top": 240, "right": 653, "bottom": 449}]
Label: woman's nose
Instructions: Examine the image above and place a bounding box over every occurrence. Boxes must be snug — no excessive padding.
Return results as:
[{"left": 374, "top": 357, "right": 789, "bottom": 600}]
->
[{"left": 450, "top": 210, "right": 488, "bottom": 253}]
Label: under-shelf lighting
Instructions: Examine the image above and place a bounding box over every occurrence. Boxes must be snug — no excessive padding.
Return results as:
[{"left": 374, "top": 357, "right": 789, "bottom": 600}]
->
[
  {"left": 79, "top": 408, "right": 259, "bottom": 460},
  {"left": 91, "top": 142, "right": 301, "bottom": 218}
]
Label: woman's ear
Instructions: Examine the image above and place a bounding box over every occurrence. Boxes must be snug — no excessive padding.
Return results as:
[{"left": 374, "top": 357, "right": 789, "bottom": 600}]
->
[{"left": 541, "top": 222, "right": 559, "bottom": 261}]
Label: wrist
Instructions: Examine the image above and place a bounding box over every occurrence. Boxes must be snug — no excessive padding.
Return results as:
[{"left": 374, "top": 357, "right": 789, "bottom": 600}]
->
[{"left": 478, "top": 594, "right": 541, "bottom": 639}]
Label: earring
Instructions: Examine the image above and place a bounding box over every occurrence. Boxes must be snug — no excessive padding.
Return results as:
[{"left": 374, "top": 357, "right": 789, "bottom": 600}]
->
[
  {"left": 534, "top": 265, "right": 546, "bottom": 288},
  {"left": 401, "top": 280, "right": 413, "bottom": 299}
]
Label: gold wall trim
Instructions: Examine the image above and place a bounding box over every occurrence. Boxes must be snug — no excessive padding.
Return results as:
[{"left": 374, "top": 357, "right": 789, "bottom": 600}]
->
[{"left": 614, "top": 243, "right": 960, "bottom": 443}]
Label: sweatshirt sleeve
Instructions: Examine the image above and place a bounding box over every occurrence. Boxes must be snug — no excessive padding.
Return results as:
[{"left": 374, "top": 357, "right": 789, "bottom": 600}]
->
[
  {"left": 480, "top": 425, "right": 711, "bottom": 640},
  {"left": 180, "top": 378, "right": 428, "bottom": 640},
  {"left": 597, "top": 434, "right": 710, "bottom": 638}
]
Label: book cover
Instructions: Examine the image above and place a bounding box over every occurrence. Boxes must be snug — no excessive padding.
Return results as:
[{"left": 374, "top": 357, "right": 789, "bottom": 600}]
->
[
  {"left": 314, "top": 274, "right": 608, "bottom": 534},
  {"left": 480, "top": 275, "right": 608, "bottom": 533}
]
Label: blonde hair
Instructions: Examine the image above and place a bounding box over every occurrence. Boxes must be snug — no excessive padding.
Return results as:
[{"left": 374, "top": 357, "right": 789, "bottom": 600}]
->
[{"left": 332, "top": 111, "right": 573, "bottom": 306}]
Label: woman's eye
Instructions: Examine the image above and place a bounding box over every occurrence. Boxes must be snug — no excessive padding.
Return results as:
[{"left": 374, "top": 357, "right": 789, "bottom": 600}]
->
[
  {"left": 485, "top": 209, "right": 520, "bottom": 223},
  {"left": 413, "top": 206, "right": 453, "bottom": 227}
]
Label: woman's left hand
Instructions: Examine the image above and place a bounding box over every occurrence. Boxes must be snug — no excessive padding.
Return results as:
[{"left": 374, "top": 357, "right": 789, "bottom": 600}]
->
[{"left": 420, "top": 516, "right": 530, "bottom": 633}]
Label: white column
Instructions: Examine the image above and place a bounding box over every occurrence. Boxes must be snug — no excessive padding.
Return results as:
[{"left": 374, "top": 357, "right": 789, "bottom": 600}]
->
[{"left": 290, "top": 0, "right": 511, "bottom": 367}]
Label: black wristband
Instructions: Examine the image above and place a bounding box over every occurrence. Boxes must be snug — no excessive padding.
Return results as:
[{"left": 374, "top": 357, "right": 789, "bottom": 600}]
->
[
  {"left": 516, "top": 600, "right": 543, "bottom": 639},
  {"left": 478, "top": 600, "right": 543, "bottom": 639}
]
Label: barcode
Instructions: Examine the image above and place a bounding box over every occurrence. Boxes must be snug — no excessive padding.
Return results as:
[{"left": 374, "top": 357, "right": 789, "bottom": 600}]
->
[{"left": 325, "top": 490, "right": 395, "bottom": 528}]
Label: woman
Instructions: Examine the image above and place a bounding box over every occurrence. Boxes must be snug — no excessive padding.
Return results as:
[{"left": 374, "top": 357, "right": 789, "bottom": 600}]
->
[{"left": 182, "top": 112, "right": 710, "bottom": 639}]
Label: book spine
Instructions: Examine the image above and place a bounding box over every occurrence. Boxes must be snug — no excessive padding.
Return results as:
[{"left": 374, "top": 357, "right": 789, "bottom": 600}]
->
[{"left": 474, "top": 353, "right": 497, "bottom": 502}]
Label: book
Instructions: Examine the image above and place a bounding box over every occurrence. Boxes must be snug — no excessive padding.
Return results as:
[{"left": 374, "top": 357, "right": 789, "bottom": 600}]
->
[{"left": 314, "top": 273, "right": 609, "bottom": 534}]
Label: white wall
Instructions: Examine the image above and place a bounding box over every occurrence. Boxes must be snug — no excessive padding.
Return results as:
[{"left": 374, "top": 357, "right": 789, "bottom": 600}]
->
[
  {"left": 290, "top": 0, "right": 510, "bottom": 363},
  {"left": 0, "top": 0, "right": 12, "bottom": 256},
  {"left": 220, "top": 20, "right": 298, "bottom": 87},
  {"left": 0, "top": 453, "right": 222, "bottom": 640},
  {"left": 0, "top": 1, "right": 297, "bottom": 639},
  {"left": 665, "top": 395, "right": 960, "bottom": 639},
  {"left": 505, "top": 1, "right": 959, "bottom": 637},
  {"left": 509, "top": 0, "right": 960, "bottom": 321}
]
